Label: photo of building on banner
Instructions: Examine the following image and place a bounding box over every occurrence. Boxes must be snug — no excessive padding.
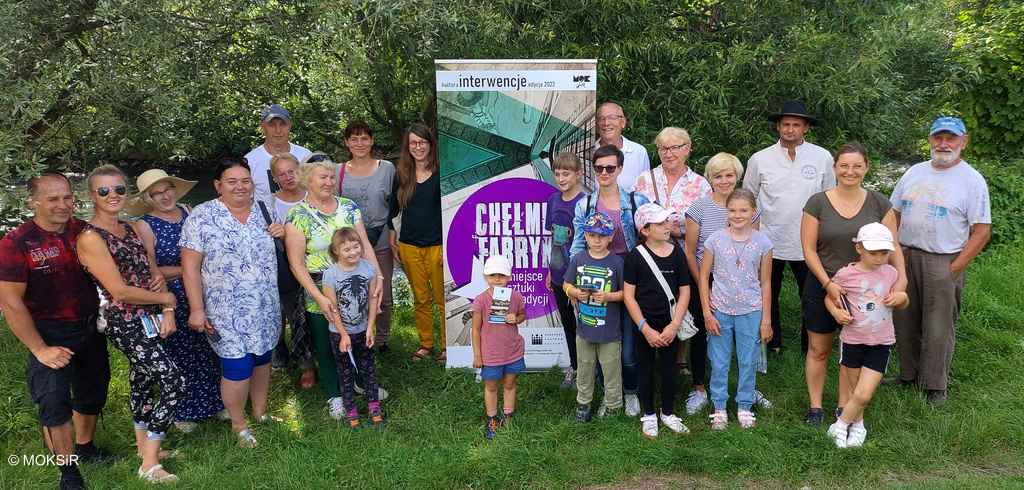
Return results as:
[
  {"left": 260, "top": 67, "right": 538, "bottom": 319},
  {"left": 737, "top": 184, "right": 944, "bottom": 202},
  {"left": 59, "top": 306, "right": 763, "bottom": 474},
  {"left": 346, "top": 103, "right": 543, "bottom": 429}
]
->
[{"left": 437, "top": 59, "right": 598, "bottom": 370}]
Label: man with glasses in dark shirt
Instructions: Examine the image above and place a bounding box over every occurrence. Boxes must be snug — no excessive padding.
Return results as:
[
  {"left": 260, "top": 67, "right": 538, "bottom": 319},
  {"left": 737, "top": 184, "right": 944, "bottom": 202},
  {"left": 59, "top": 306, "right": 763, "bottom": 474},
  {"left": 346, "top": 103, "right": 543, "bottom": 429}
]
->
[{"left": 0, "top": 171, "right": 113, "bottom": 490}]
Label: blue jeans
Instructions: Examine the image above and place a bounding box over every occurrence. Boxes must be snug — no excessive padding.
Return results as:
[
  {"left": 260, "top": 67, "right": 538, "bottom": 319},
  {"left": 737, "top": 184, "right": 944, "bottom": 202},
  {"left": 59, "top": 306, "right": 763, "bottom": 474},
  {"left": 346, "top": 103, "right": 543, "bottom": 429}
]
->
[
  {"left": 708, "top": 310, "right": 761, "bottom": 411},
  {"left": 620, "top": 310, "right": 638, "bottom": 393}
]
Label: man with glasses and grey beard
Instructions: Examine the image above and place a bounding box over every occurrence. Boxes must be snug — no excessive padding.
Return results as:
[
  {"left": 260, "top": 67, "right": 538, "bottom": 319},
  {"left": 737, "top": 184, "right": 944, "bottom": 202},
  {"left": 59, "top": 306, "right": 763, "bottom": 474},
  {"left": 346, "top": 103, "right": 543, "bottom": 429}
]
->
[
  {"left": 887, "top": 116, "right": 991, "bottom": 408},
  {"left": 594, "top": 102, "right": 651, "bottom": 191},
  {"left": 245, "top": 103, "right": 312, "bottom": 210}
]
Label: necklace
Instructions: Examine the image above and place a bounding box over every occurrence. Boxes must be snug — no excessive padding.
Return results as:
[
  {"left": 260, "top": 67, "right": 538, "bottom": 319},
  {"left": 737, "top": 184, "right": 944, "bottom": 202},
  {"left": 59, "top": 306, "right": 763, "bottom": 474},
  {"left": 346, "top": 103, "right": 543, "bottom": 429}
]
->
[{"left": 729, "top": 235, "right": 753, "bottom": 268}]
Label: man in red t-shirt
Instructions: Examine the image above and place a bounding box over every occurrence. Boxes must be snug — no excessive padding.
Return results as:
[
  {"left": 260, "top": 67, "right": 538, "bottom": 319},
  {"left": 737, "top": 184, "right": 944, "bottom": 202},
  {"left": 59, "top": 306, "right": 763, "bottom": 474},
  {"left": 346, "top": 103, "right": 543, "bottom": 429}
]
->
[{"left": 0, "top": 171, "right": 111, "bottom": 490}]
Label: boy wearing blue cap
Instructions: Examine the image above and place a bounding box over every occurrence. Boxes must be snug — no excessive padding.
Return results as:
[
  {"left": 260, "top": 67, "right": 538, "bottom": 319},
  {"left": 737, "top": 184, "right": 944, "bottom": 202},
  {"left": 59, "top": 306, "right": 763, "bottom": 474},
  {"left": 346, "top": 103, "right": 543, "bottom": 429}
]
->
[{"left": 563, "top": 211, "right": 624, "bottom": 422}]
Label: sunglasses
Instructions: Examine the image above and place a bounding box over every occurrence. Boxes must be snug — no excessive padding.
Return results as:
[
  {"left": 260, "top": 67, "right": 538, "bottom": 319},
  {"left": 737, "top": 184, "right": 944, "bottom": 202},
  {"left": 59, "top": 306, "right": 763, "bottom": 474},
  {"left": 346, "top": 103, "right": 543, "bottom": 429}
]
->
[
  {"left": 593, "top": 165, "right": 619, "bottom": 174},
  {"left": 96, "top": 185, "right": 127, "bottom": 197},
  {"left": 306, "top": 154, "right": 334, "bottom": 164}
]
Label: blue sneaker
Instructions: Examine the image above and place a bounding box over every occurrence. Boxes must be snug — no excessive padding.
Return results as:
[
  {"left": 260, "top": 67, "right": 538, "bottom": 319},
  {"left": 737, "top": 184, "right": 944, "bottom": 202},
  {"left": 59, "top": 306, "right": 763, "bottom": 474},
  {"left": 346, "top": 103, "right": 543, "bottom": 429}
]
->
[{"left": 484, "top": 416, "right": 499, "bottom": 440}]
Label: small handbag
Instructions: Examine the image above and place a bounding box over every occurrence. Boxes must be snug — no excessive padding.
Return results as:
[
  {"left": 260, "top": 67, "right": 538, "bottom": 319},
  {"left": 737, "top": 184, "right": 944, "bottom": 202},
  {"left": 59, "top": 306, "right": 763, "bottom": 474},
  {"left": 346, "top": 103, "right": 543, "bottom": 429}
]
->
[
  {"left": 635, "top": 244, "right": 698, "bottom": 341},
  {"left": 257, "top": 201, "right": 301, "bottom": 294}
]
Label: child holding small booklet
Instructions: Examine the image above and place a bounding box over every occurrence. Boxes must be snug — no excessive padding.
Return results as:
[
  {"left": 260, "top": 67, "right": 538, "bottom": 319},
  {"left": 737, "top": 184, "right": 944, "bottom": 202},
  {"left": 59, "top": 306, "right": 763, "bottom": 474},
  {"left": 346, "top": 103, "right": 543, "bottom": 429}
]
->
[
  {"left": 563, "top": 211, "right": 624, "bottom": 422},
  {"left": 472, "top": 255, "right": 526, "bottom": 439},
  {"left": 825, "top": 223, "right": 908, "bottom": 448}
]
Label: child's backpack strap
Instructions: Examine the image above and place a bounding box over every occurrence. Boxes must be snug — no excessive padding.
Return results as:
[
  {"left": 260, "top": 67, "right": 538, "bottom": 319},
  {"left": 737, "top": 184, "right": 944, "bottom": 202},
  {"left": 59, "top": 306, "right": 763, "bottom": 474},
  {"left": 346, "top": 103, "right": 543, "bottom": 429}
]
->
[{"left": 629, "top": 190, "right": 638, "bottom": 216}]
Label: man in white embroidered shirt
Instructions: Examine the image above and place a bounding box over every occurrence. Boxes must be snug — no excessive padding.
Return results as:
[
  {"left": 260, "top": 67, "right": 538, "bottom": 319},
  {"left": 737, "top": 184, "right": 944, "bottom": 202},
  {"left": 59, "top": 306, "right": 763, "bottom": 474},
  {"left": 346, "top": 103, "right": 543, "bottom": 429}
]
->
[
  {"left": 743, "top": 100, "right": 835, "bottom": 353},
  {"left": 888, "top": 116, "right": 991, "bottom": 408},
  {"left": 244, "top": 103, "right": 312, "bottom": 210},
  {"left": 594, "top": 102, "right": 651, "bottom": 191}
]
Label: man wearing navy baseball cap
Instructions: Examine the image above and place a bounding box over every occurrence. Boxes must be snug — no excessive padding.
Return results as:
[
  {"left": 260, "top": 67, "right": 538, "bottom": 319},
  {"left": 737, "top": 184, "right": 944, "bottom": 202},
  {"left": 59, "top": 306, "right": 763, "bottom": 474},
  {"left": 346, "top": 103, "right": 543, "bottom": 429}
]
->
[
  {"left": 887, "top": 116, "right": 992, "bottom": 407},
  {"left": 244, "top": 103, "right": 312, "bottom": 210}
]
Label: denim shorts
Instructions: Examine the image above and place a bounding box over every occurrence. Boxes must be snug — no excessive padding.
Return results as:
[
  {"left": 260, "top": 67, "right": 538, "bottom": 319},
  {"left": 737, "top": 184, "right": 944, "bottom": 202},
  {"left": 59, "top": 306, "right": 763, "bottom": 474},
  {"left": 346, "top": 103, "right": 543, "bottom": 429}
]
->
[{"left": 480, "top": 358, "right": 526, "bottom": 381}]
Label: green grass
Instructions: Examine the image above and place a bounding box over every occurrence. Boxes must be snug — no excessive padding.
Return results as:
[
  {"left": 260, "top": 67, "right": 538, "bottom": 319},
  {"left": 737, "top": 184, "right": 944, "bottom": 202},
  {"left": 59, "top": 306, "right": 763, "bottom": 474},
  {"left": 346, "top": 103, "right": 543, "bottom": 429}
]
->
[{"left": 1, "top": 245, "right": 1023, "bottom": 489}]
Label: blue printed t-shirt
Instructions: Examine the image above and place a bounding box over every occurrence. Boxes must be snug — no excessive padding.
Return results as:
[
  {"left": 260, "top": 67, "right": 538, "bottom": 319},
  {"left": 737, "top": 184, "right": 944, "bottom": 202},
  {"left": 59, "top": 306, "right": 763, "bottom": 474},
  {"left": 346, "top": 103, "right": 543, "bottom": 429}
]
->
[
  {"left": 546, "top": 190, "right": 583, "bottom": 282},
  {"left": 705, "top": 229, "right": 773, "bottom": 315},
  {"left": 563, "top": 251, "right": 623, "bottom": 343},
  {"left": 321, "top": 258, "right": 375, "bottom": 334}
]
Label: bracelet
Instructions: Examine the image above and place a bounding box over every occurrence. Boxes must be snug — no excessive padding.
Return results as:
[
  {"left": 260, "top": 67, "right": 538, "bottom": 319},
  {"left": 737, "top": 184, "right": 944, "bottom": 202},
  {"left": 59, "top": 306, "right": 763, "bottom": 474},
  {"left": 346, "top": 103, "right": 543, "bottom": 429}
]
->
[
  {"left": 162, "top": 307, "right": 175, "bottom": 312},
  {"left": 636, "top": 319, "right": 646, "bottom": 331}
]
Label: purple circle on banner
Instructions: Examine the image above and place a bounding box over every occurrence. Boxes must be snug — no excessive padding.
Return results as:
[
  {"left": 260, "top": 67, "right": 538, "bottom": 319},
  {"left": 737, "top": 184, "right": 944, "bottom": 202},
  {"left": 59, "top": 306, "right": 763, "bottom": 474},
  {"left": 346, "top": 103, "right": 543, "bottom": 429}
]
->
[{"left": 447, "top": 177, "right": 559, "bottom": 320}]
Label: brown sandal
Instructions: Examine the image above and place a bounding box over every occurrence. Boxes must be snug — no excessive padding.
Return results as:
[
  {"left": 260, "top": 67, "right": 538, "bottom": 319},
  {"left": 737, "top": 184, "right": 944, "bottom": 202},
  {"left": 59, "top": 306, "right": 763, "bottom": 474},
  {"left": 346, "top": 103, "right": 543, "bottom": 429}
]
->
[
  {"left": 435, "top": 350, "right": 447, "bottom": 363},
  {"left": 411, "top": 347, "right": 432, "bottom": 361},
  {"left": 299, "top": 368, "right": 316, "bottom": 390}
]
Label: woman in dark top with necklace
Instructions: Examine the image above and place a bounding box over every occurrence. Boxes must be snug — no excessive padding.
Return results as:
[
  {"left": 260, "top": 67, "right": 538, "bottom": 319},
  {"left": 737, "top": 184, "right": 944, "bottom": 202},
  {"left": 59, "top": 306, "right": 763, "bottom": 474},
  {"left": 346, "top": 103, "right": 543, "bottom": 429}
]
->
[
  {"left": 390, "top": 123, "right": 445, "bottom": 362},
  {"left": 76, "top": 164, "right": 184, "bottom": 483}
]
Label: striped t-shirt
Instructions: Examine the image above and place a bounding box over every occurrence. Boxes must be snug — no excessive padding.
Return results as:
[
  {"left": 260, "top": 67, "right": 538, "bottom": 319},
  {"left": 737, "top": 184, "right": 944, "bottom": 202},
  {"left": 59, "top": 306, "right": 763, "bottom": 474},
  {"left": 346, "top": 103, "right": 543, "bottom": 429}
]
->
[{"left": 684, "top": 196, "right": 761, "bottom": 267}]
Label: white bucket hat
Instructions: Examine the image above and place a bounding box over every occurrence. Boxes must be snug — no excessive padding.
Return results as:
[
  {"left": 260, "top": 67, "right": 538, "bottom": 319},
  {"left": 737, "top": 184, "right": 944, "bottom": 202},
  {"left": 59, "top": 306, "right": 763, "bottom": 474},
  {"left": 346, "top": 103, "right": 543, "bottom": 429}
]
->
[{"left": 125, "top": 169, "right": 197, "bottom": 216}]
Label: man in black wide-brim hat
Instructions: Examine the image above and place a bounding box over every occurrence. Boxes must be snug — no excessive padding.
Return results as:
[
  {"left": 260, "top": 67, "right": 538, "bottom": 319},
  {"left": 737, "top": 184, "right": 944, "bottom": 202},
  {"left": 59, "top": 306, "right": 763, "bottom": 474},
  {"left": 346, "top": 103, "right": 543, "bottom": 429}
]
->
[{"left": 742, "top": 100, "right": 835, "bottom": 355}]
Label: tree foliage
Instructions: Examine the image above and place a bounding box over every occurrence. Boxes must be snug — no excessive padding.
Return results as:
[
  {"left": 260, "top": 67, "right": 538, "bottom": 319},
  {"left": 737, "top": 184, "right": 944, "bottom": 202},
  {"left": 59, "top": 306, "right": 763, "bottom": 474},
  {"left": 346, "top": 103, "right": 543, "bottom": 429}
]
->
[
  {"left": 951, "top": 1, "right": 1024, "bottom": 159},
  {"left": 0, "top": 0, "right": 1016, "bottom": 186}
]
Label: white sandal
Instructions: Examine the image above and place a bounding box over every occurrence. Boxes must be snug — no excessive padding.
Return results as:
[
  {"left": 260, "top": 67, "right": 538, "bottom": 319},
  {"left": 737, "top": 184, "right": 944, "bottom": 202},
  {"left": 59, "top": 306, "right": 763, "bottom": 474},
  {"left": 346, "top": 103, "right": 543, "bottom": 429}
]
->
[
  {"left": 138, "top": 463, "right": 178, "bottom": 484},
  {"left": 236, "top": 428, "right": 258, "bottom": 448}
]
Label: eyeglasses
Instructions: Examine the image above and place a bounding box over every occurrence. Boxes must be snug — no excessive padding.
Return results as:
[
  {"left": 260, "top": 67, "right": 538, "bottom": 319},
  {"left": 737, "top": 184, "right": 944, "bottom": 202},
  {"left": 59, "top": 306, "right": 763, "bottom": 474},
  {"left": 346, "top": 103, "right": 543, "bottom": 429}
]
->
[
  {"left": 593, "top": 165, "right": 619, "bottom": 174},
  {"left": 597, "top": 115, "right": 624, "bottom": 122},
  {"left": 409, "top": 141, "right": 430, "bottom": 148},
  {"left": 656, "top": 143, "right": 690, "bottom": 154},
  {"left": 306, "top": 154, "right": 334, "bottom": 164},
  {"left": 95, "top": 185, "right": 127, "bottom": 197},
  {"left": 149, "top": 185, "right": 176, "bottom": 199}
]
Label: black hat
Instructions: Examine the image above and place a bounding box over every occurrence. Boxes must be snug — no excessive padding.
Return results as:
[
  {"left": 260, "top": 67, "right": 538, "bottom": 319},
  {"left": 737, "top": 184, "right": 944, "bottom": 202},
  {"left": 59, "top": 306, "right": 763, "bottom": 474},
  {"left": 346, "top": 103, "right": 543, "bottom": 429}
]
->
[{"left": 768, "top": 100, "right": 818, "bottom": 125}]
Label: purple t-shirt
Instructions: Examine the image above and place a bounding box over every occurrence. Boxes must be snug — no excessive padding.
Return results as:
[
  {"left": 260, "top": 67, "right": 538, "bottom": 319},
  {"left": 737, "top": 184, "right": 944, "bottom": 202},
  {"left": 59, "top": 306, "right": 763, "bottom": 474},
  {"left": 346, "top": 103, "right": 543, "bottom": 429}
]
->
[
  {"left": 597, "top": 199, "right": 628, "bottom": 255},
  {"left": 834, "top": 264, "right": 898, "bottom": 345},
  {"left": 546, "top": 191, "right": 583, "bottom": 282},
  {"left": 472, "top": 288, "right": 526, "bottom": 366},
  {"left": 705, "top": 229, "right": 773, "bottom": 315}
]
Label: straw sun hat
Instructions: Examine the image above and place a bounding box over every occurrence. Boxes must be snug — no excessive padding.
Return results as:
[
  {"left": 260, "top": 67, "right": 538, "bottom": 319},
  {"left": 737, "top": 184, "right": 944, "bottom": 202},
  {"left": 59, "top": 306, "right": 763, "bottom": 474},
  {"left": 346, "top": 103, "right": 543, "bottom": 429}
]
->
[{"left": 125, "top": 169, "right": 197, "bottom": 216}]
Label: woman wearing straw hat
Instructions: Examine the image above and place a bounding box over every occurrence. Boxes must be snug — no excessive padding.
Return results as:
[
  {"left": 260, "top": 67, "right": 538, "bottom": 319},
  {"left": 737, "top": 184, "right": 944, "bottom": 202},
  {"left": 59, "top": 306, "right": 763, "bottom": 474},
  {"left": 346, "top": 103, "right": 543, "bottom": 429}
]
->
[{"left": 131, "top": 169, "right": 225, "bottom": 433}]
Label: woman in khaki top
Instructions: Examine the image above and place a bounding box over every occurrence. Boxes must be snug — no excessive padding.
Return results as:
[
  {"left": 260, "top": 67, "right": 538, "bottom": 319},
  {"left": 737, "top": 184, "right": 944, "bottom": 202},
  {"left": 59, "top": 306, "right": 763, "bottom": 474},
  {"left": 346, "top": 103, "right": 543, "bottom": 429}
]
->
[{"left": 799, "top": 143, "right": 907, "bottom": 426}]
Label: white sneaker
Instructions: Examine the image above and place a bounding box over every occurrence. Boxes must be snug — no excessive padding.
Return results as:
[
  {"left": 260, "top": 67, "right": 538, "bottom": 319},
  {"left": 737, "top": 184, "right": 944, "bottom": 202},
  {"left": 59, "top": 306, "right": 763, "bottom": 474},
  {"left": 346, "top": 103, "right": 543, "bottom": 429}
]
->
[
  {"left": 685, "top": 389, "right": 709, "bottom": 415},
  {"left": 624, "top": 393, "right": 641, "bottom": 417},
  {"left": 354, "top": 384, "right": 390, "bottom": 401},
  {"left": 754, "top": 390, "right": 773, "bottom": 409},
  {"left": 216, "top": 409, "right": 231, "bottom": 421},
  {"left": 595, "top": 397, "right": 607, "bottom": 418},
  {"left": 827, "top": 421, "right": 849, "bottom": 449},
  {"left": 640, "top": 414, "right": 659, "bottom": 439},
  {"left": 658, "top": 412, "right": 690, "bottom": 434},
  {"left": 327, "top": 397, "right": 345, "bottom": 420},
  {"left": 737, "top": 409, "right": 756, "bottom": 429},
  {"left": 847, "top": 421, "right": 867, "bottom": 447},
  {"left": 709, "top": 410, "right": 728, "bottom": 431}
]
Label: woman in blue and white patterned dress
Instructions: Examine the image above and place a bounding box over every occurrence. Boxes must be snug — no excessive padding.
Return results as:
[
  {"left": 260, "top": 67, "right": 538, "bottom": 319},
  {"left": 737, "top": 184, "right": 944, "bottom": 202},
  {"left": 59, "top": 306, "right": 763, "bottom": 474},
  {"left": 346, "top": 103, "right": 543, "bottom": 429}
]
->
[
  {"left": 180, "top": 156, "right": 283, "bottom": 449},
  {"left": 131, "top": 169, "right": 224, "bottom": 433}
]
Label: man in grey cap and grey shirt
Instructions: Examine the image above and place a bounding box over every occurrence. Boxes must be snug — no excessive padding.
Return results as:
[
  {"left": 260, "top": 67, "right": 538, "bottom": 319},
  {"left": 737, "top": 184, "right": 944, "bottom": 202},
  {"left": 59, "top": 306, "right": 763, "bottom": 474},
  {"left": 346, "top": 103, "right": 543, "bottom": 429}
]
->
[
  {"left": 245, "top": 103, "right": 311, "bottom": 210},
  {"left": 888, "top": 116, "right": 991, "bottom": 407}
]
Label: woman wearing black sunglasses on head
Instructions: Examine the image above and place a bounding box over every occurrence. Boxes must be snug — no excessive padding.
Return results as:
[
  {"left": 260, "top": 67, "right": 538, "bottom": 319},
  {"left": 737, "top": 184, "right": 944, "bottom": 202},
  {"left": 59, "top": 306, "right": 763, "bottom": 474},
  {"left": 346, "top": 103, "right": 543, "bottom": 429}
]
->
[{"left": 75, "top": 164, "right": 185, "bottom": 484}]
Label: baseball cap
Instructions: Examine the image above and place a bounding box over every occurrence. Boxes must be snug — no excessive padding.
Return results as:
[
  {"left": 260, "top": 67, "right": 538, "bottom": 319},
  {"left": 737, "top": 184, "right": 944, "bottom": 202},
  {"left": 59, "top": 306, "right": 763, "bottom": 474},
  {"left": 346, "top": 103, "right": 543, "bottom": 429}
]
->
[
  {"left": 583, "top": 211, "right": 615, "bottom": 236},
  {"left": 633, "top": 203, "right": 676, "bottom": 231},
  {"left": 483, "top": 255, "right": 512, "bottom": 276},
  {"left": 261, "top": 104, "right": 291, "bottom": 123},
  {"left": 929, "top": 116, "right": 966, "bottom": 137},
  {"left": 853, "top": 222, "right": 895, "bottom": 251}
]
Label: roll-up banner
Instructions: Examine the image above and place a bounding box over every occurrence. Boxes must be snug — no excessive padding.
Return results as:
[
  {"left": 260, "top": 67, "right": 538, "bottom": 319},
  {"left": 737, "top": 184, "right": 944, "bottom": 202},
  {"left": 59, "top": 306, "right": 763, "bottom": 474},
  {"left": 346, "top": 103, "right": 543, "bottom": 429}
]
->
[{"left": 437, "top": 59, "right": 598, "bottom": 369}]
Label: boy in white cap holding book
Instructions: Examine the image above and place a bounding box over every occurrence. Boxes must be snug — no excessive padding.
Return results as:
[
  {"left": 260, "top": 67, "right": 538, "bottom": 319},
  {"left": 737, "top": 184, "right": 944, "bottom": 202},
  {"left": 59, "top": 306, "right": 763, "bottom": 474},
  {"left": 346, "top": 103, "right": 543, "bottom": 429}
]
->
[{"left": 471, "top": 254, "right": 526, "bottom": 439}]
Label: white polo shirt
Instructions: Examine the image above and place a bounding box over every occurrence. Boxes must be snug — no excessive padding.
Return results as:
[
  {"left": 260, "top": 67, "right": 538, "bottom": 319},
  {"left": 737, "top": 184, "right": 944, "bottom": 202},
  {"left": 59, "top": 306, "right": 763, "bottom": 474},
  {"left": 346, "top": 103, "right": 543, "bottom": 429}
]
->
[
  {"left": 743, "top": 140, "right": 835, "bottom": 261},
  {"left": 594, "top": 136, "right": 651, "bottom": 191},
  {"left": 890, "top": 159, "right": 991, "bottom": 254},
  {"left": 245, "top": 142, "right": 311, "bottom": 210}
]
